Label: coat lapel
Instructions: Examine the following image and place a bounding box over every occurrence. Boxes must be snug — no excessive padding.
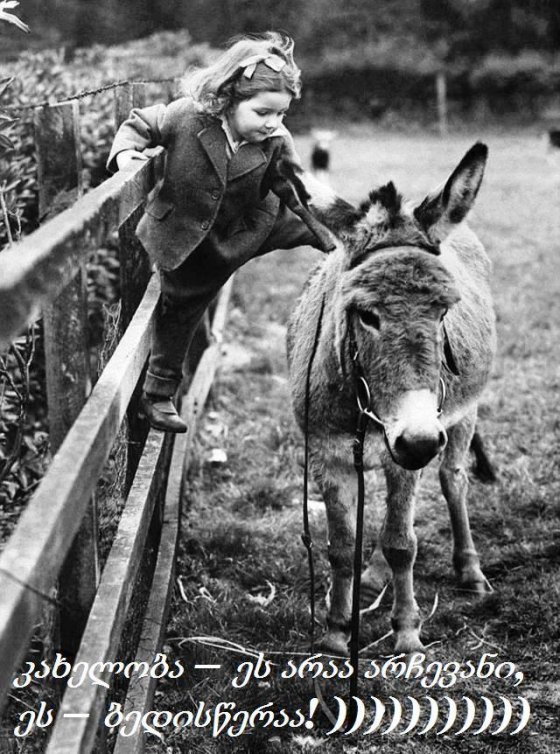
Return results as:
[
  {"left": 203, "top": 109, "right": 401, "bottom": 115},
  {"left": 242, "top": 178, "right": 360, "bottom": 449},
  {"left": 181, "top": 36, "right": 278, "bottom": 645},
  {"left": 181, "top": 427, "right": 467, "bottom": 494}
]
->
[
  {"left": 198, "top": 122, "right": 270, "bottom": 184},
  {"left": 228, "top": 143, "right": 268, "bottom": 181},
  {"left": 197, "top": 124, "right": 228, "bottom": 186}
]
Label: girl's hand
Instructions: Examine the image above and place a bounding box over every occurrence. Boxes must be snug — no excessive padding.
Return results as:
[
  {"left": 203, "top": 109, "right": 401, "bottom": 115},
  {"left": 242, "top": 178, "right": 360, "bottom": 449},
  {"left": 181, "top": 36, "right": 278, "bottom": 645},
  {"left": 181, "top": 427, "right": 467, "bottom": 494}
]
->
[{"left": 116, "top": 150, "right": 149, "bottom": 170}]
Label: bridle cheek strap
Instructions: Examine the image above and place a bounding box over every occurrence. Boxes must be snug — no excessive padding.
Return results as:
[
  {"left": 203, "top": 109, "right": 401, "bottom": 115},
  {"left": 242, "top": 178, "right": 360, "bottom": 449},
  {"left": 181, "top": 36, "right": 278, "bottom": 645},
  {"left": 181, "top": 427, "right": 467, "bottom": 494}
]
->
[{"left": 442, "top": 320, "right": 460, "bottom": 376}]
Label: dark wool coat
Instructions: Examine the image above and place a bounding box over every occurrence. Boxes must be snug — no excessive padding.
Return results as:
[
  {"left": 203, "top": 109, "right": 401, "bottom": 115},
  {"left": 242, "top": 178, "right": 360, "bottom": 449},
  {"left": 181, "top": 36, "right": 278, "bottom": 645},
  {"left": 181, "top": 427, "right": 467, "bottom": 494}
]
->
[{"left": 107, "top": 97, "right": 301, "bottom": 271}]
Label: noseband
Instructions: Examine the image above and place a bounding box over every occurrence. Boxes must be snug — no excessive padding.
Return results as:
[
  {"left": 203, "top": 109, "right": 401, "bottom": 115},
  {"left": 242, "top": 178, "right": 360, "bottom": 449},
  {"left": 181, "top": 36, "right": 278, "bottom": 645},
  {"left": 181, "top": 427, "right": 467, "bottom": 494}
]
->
[
  {"left": 345, "top": 237, "right": 451, "bottom": 429},
  {"left": 348, "top": 320, "right": 448, "bottom": 433}
]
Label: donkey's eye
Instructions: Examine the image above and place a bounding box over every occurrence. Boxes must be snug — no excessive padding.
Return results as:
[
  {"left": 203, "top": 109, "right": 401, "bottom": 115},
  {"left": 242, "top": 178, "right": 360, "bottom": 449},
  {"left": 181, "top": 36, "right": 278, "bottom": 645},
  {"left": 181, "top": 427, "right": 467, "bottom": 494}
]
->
[{"left": 357, "top": 309, "right": 381, "bottom": 330}]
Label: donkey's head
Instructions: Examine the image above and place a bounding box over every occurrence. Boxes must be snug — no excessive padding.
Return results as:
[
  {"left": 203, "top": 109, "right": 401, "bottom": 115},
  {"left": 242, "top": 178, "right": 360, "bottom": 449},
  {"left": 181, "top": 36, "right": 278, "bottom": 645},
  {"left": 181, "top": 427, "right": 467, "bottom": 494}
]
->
[
  {"left": 340, "top": 247, "right": 461, "bottom": 469},
  {"left": 277, "top": 143, "right": 487, "bottom": 469}
]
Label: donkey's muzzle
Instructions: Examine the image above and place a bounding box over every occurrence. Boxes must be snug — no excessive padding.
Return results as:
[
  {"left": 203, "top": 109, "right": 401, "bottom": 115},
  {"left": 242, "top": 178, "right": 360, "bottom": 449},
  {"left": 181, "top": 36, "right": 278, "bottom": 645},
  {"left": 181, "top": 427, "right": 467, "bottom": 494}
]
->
[{"left": 393, "top": 427, "right": 447, "bottom": 470}]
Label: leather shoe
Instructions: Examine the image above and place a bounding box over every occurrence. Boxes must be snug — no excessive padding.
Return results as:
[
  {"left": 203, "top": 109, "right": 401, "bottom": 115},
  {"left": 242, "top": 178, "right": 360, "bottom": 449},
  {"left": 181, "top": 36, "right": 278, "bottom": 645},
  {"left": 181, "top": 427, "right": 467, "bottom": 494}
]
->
[{"left": 139, "top": 394, "right": 187, "bottom": 434}]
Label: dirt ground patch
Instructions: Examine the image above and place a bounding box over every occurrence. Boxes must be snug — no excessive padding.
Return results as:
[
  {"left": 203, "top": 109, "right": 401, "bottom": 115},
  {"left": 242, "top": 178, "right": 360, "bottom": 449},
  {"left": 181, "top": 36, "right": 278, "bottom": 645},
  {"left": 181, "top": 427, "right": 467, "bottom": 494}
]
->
[{"left": 149, "top": 127, "right": 560, "bottom": 753}]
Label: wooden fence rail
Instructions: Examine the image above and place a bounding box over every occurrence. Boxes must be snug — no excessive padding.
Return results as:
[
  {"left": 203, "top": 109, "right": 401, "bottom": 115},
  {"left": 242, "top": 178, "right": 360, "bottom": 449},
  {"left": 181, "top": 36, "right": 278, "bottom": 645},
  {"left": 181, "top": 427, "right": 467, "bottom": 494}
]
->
[{"left": 0, "top": 81, "right": 231, "bottom": 751}]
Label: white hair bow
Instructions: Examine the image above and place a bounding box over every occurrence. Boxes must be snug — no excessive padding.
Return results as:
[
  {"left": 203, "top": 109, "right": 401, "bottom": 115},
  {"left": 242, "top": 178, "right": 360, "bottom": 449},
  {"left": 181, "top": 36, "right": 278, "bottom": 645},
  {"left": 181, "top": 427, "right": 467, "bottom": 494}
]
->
[{"left": 238, "top": 54, "right": 286, "bottom": 79}]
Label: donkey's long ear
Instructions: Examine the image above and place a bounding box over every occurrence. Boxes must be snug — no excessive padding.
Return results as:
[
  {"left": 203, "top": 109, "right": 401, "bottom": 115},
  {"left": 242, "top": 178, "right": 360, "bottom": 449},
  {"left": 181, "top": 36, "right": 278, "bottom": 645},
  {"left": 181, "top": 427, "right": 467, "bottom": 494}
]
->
[
  {"left": 302, "top": 169, "right": 362, "bottom": 236},
  {"left": 414, "top": 142, "right": 488, "bottom": 244}
]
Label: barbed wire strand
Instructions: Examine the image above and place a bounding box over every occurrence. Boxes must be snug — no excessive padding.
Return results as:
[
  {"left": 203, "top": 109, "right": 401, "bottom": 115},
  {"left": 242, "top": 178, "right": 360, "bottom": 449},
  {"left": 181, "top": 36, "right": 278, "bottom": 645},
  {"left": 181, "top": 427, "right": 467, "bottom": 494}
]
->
[{"left": 2, "top": 76, "right": 179, "bottom": 112}]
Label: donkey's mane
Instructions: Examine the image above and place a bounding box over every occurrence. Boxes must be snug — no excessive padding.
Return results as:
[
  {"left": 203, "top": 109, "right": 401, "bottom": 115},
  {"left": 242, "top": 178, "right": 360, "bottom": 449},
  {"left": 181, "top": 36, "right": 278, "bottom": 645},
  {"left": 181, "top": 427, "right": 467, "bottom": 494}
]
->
[
  {"left": 346, "top": 182, "right": 440, "bottom": 263},
  {"left": 359, "top": 181, "right": 402, "bottom": 222}
]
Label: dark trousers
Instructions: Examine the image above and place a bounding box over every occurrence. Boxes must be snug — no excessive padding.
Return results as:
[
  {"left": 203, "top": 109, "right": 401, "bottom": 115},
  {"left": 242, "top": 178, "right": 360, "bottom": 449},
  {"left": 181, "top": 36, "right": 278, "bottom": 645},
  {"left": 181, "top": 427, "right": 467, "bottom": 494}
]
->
[{"left": 144, "top": 205, "right": 317, "bottom": 397}]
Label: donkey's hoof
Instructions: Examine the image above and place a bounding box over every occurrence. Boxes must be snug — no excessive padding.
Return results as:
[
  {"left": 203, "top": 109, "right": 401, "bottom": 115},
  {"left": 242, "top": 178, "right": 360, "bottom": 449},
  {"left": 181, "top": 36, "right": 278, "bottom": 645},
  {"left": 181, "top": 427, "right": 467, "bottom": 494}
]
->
[
  {"left": 391, "top": 616, "right": 424, "bottom": 654},
  {"left": 461, "top": 578, "right": 493, "bottom": 596},
  {"left": 317, "top": 630, "right": 349, "bottom": 657},
  {"left": 458, "top": 569, "right": 493, "bottom": 596},
  {"left": 393, "top": 631, "right": 425, "bottom": 655}
]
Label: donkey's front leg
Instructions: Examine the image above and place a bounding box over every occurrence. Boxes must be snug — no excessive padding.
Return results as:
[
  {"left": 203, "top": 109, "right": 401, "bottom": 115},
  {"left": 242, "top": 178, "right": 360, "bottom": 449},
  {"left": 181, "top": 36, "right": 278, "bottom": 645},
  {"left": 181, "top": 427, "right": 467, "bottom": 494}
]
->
[
  {"left": 315, "top": 462, "right": 357, "bottom": 656},
  {"left": 439, "top": 411, "right": 491, "bottom": 594},
  {"left": 381, "top": 457, "right": 424, "bottom": 653}
]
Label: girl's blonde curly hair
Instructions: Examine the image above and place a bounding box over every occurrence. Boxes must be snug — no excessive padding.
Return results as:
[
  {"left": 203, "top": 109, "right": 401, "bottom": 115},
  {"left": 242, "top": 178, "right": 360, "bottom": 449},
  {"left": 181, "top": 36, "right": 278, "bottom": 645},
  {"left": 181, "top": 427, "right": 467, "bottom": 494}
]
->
[{"left": 182, "top": 31, "right": 301, "bottom": 116}]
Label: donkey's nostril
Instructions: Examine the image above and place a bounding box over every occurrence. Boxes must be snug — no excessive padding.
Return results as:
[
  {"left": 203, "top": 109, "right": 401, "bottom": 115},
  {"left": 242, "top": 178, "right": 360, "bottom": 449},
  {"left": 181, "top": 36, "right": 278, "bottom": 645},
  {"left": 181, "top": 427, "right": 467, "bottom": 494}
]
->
[{"left": 393, "top": 430, "right": 444, "bottom": 470}]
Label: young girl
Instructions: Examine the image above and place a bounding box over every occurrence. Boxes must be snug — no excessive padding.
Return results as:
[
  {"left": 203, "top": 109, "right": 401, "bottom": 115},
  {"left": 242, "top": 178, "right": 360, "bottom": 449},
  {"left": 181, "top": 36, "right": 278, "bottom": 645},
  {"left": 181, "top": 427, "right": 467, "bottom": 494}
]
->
[{"left": 108, "top": 32, "right": 330, "bottom": 433}]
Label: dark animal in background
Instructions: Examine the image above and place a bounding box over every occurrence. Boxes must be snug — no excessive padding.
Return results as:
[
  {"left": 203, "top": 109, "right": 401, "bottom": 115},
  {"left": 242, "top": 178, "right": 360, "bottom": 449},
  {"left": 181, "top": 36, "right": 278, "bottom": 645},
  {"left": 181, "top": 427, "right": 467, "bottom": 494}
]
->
[
  {"left": 278, "top": 144, "right": 496, "bottom": 654},
  {"left": 548, "top": 129, "right": 560, "bottom": 149},
  {"left": 310, "top": 129, "right": 337, "bottom": 186}
]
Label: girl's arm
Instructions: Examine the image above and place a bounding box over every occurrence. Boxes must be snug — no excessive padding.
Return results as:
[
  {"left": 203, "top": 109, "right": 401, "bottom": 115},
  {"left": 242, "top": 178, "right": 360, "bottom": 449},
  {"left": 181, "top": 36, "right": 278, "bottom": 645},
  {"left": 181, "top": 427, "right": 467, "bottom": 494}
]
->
[
  {"left": 106, "top": 103, "right": 169, "bottom": 173},
  {"left": 276, "top": 123, "right": 303, "bottom": 167},
  {"left": 261, "top": 124, "right": 304, "bottom": 200}
]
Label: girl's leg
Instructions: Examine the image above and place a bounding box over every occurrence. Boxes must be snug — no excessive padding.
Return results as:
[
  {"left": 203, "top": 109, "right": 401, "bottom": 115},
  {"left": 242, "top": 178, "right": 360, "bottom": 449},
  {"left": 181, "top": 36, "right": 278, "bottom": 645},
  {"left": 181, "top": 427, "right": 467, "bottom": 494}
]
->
[
  {"left": 257, "top": 204, "right": 318, "bottom": 256},
  {"left": 141, "top": 208, "right": 319, "bottom": 431},
  {"left": 141, "top": 241, "right": 233, "bottom": 432},
  {"left": 144, "top": 274, "right": 223, "bottom": 399}
]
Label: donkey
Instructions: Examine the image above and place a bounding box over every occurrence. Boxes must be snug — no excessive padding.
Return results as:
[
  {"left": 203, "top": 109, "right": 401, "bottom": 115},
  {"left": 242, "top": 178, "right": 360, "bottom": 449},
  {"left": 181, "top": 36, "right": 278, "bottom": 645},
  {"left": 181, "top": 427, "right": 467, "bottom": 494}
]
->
[
  {"left": 310, "top": 128, "right": 337, "bottom": 186},
  {"left": 280, "top": 143, "right": 496, "bottom": 654}
]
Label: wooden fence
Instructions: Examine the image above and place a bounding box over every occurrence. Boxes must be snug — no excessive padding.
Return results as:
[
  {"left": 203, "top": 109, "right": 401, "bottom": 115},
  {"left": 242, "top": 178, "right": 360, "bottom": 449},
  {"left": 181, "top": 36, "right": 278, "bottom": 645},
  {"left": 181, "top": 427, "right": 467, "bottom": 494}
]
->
[{"left": 0, "top": 82, "right": 232, "bottom": 752}]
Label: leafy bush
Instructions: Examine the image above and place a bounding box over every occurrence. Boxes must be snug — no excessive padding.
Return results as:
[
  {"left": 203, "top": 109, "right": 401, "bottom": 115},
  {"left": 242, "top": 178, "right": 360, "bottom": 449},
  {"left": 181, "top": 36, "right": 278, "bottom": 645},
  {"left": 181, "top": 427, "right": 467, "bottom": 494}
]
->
[
  {"left": 469, "top": 51, "right": 560, "bottom": 96},
  {"left": 294, "top": 43, "right": 560, "bottom": 126},
  {"left": 0, "top": 31, "right": 211, "bottom": 246},
  {"left": 0, "top": 327, "right": 48, "bottom": 508}
]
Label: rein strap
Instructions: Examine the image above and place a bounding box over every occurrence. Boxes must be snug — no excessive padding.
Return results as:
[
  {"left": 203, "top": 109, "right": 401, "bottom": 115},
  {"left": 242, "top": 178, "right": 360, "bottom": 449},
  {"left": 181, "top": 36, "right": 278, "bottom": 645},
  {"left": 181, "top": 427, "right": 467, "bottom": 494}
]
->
[{"left": 302, "top": 295, "right": 327, "bottom": 651}]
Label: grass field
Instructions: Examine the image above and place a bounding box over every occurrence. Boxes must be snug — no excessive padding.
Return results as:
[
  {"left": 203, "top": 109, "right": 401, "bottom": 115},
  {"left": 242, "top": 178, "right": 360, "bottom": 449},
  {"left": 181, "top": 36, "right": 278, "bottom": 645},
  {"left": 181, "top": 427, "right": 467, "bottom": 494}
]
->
[{"left": 152, "top": 127, "right": 560, "bottom": 753}]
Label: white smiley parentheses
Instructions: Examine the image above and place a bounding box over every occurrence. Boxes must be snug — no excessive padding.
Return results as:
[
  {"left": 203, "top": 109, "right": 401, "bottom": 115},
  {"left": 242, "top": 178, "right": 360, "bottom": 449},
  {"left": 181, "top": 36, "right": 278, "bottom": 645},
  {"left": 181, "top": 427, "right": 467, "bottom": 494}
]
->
[
  {"left": 344, "top": 697, "right": 366, "bottom": 735},
  {"left": 473, "top": 696, "right": 494, "bottom": 735},
  {"left": 325, "top": 696, "right": 347, "bottom": 735},
  {"left": 455, "top": 696, "right": 476, "bottom": 735},
  {"left": 491, "top": 696, "right": 513, "bottom": 736},
  {"left": 417, "top": 696, "right": 439, "bottom": 735},
  {"left": 381, "top": 697, "right": 403, "bottom": 735},
  {"left": 436, "top": 696, "right": 458, "bottom": 735},
  {"left": 509, "top": 697, "right": 531, "bottom": 735},
  {"left": 399, "top": 696, "right": 421, "bottom": 735},
  {"left": 363, "top": 697, "right": 386, "bottom": 735}
]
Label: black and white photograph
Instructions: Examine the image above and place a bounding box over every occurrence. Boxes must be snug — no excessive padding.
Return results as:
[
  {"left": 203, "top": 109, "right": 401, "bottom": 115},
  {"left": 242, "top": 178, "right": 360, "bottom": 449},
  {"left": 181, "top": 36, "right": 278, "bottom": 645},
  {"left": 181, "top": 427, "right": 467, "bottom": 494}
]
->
[{"left": 0, "top": 1, "right": 559, "bottom": 751}]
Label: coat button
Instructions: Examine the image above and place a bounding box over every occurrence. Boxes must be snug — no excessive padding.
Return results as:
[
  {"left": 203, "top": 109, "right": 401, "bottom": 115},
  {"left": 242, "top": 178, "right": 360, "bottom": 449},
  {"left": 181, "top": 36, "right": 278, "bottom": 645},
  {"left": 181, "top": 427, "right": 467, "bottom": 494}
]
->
[
  {"left": 211, "top": 189, "right": 220, "bottom": 200},
  {"left": 201, "top": 220, "right": 210, "bottom": 230}
]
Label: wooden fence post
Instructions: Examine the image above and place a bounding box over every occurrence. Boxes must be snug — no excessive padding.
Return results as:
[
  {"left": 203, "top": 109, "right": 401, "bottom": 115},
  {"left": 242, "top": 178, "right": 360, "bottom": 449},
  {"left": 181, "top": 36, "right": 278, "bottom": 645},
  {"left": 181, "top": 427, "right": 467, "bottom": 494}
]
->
[
  {"left": 436, "top": 70, "right": 448, "bottom": 136},
  {"left": 115, "top": 82, "right": 133, "bottom": 131},
  {"left": 116, "top": 83, "right": 152, "bottom": 329},
  {"left": 34, "top": 101, "right": 100, "bottom": 658},
  {"left": 162, "top": 77, "right": 181, "bottom": 103},
  {"left": 132, "top": 81, "right": 147, "bottom": 110}
]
